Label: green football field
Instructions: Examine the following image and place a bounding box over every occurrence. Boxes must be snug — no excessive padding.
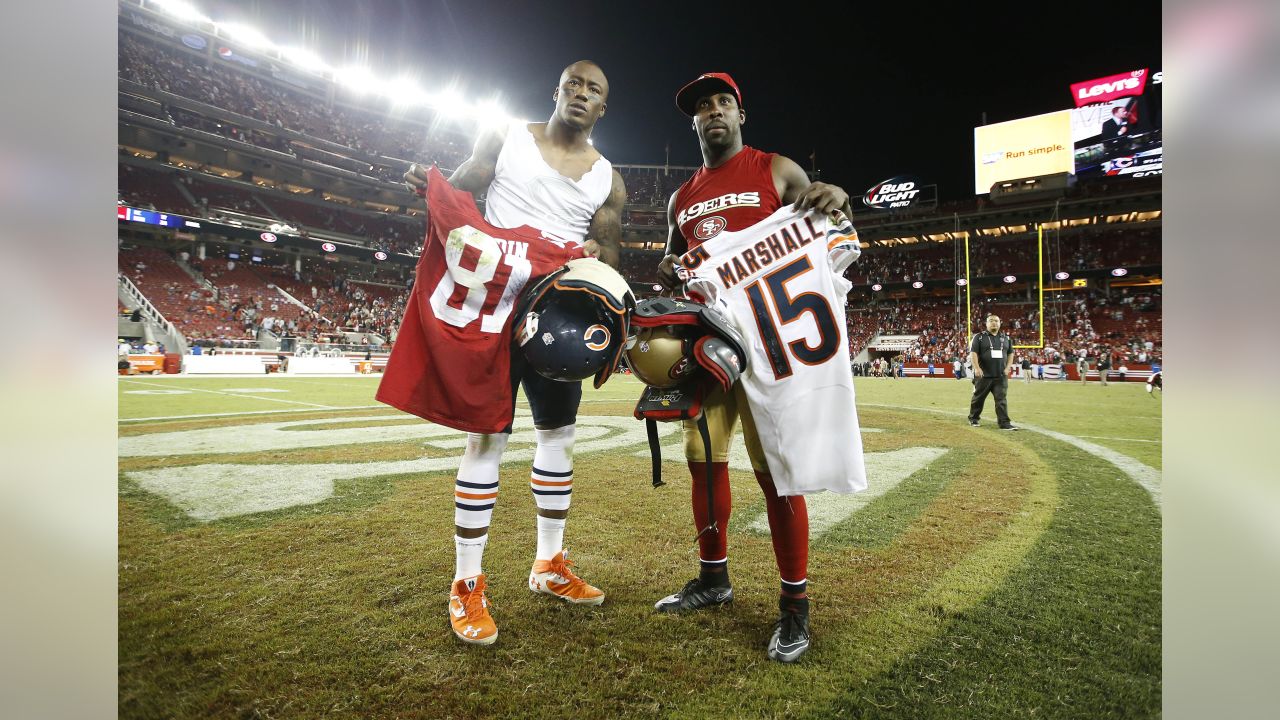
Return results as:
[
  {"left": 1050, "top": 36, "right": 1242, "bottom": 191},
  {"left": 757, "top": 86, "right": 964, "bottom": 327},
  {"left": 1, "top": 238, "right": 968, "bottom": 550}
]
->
[{"left": 118, "top": 374, "right": 1161, "bottom": 718}]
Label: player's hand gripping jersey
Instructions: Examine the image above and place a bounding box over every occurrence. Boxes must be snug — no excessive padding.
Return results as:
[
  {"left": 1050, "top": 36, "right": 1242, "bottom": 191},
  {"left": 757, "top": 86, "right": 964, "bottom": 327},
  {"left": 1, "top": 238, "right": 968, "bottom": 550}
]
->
[
  {"left": 377, "top": 167, "right": 584, "bottom": 433},
  {"left": 680, "top": 206, "right": 867, "bottom": 496}
]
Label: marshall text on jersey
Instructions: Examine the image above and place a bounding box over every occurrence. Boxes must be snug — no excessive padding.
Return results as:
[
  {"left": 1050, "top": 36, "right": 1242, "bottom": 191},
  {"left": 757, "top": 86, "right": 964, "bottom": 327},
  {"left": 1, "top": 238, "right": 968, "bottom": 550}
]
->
[{"left": 682, "top": 206, "right": 866, "bottom": 496}]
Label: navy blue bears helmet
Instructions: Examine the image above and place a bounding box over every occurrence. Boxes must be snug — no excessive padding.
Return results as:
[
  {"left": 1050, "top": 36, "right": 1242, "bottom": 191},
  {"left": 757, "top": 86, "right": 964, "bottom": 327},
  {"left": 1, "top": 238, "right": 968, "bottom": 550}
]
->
[{"left": 515, "top": 258, "right": 634, "bottom": 387}]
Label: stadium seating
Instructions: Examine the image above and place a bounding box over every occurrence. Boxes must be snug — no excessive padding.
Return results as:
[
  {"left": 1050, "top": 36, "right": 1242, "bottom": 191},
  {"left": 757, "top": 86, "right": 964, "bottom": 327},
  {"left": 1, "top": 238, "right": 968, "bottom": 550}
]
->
[
  {"left": 117, "top": 27, "right": 1159, "bottom": 358},
  {"left": 118, "top": 164, "right": 199, "bottom": 215}
]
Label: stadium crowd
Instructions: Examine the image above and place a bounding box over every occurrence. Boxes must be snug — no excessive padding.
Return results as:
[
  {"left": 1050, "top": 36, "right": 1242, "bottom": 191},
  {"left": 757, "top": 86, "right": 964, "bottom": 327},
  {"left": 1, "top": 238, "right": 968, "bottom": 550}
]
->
[
  {"left": 117, "top": 27, "right": 1161, "bottom": 362},
  {"left": 119, "top": 32, "right": 469, "bottom": 169}
]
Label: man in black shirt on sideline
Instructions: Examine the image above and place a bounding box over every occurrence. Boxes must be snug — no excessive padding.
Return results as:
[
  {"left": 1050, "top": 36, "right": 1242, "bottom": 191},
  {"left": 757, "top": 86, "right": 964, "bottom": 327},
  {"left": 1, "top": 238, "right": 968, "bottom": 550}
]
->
[{"left": 967, "top": 314, "right": 1018, "bottom": 430}]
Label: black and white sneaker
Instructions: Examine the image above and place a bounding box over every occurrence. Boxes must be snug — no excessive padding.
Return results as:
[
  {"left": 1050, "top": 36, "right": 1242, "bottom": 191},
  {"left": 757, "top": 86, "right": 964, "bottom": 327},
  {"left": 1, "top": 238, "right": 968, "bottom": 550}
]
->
[
  {"left": 968, "top": 419, "right": 980, "bottom": 427},
  {"left": 999, "top": 424, "right": 1020, "bottom": 431},
  {"left": 654, "top": 577, "right": 734, "bottom": 613},
  {"left": 767, "top": 596, "right": 811, "bottom": 663}
]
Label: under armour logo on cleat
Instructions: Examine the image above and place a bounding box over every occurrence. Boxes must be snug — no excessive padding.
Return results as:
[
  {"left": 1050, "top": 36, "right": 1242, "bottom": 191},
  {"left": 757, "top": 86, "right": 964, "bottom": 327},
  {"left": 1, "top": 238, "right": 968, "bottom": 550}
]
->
[{"left": 462, "top": 626, "right": 481, "bottom": 638}]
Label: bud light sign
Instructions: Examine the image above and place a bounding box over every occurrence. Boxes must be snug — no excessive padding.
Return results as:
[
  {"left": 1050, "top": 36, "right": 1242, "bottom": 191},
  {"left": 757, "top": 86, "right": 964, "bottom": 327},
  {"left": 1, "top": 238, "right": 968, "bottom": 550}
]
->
[{"left": 863, "top": 176, "right": 921, "bottom": 210}]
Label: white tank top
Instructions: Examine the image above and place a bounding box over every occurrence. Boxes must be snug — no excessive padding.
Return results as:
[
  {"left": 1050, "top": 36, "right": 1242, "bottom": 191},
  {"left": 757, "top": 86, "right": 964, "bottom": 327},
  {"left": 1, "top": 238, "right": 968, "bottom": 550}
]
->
[{"left": 483, "top": 121, "right": 612, "bottom": 246}]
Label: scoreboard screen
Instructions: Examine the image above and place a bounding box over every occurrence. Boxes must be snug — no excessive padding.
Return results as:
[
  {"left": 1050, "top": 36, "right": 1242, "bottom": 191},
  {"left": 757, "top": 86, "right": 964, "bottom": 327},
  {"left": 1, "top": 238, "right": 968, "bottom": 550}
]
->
[{"left": 117, "top": 206, "right": 202, "bottom": 228}]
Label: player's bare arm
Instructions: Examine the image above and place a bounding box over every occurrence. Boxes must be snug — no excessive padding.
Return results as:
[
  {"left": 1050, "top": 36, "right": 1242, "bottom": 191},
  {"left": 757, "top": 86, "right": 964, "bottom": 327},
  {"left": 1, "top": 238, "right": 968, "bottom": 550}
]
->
[
  {"left": 772, "top": 154, "right": 854, "bottom": 219},
  {"left": 583, "top": 169, "right": 626, "bottom": 268},
  {"left": 657, "top": 189, "right": 689, "bottom": 290},
  {"left": 970, "top": 351, "right": 983, "bottom": 378},
  {"left": 403, "top": 124, "right": 507, "bottom": 198}
]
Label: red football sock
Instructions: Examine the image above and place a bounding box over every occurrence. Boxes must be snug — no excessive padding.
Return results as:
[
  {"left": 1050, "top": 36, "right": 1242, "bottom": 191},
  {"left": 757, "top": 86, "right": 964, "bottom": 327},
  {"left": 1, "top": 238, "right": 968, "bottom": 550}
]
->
[
  {"left": 689, "top": 461, "right": 732, "bottom": 563},
  {"left": 755, "top": 470, "right": 809, "bottom": 590}
]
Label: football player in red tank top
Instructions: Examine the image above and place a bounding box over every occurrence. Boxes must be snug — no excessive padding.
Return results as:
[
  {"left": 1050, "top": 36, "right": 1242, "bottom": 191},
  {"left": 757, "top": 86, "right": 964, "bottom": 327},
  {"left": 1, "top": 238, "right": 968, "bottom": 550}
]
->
[{"left": 654, "top": 72, "right": 858, "bottom": 663}]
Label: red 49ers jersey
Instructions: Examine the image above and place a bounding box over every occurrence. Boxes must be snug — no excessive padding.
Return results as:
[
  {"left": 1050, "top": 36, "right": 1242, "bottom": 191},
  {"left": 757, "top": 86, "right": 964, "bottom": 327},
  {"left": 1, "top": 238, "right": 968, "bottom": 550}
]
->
[
  {"left": 377, "top": 167, "right": 584, "bottom": 433},
  {"left": 675, "top": 146, "right": 781, "bottom": 247}
]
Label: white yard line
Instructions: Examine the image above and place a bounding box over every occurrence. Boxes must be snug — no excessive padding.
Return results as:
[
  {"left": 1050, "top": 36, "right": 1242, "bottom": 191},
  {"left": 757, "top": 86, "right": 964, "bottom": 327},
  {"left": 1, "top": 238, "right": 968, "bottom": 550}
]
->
[
  {"left": 119, "top": 405, "right": 389, "bottom": 423},
  {"left": 120, "top": 379, "right": 338, "bottom": 409},
  {"left": 1077, "top": 435, "right": 1162, "bottom": 444}
]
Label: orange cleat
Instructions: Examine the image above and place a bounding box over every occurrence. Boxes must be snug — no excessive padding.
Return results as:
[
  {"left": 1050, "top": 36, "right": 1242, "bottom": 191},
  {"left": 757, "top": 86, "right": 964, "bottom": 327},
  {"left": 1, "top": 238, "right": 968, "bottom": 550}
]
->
[
  {"left": 449, "top": 574, "right": 497, "bottom": 645},
  {"left": 528, "top": 549, "right": 605, "bottom": 606}
]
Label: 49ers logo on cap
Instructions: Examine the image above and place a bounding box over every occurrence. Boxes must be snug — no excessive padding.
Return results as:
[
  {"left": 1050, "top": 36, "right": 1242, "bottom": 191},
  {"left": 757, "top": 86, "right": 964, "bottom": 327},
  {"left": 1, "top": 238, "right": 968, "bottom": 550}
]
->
[
  {"left": 584, "top": 324, "right": 611, "bottom": 351},
  {"left": 694, "top": 216, "right": 727, "bottom": 241}
]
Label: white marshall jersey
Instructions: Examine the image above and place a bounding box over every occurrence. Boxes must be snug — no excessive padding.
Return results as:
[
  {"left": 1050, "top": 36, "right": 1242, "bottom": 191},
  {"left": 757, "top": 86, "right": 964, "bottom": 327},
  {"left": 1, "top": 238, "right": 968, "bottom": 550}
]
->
[
  {"left": 683, "top": 206, "right": 866, "bottom": 496},
  {"left": 483, "top": 121, "right": 612, "bottom": 246}
]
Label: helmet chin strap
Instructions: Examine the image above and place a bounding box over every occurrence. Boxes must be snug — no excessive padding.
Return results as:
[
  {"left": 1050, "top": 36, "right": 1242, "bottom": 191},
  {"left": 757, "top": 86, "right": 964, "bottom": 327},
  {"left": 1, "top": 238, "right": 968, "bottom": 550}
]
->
[{"left": 626, "top": 295, "right": 750, "bottom": 542}]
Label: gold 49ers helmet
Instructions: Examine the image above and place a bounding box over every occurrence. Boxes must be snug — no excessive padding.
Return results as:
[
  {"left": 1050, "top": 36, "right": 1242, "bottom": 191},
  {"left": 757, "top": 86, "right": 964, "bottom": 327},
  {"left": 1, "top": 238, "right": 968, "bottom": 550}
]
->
[
  {"left": 624, "top": 296, "right": 748, "bottom": 393},
  {"left": 627, "top": 324, "right": 699, "bottom": 388},
  {"left": 625, "top": 296, "right": 750, "bottom": 496}
]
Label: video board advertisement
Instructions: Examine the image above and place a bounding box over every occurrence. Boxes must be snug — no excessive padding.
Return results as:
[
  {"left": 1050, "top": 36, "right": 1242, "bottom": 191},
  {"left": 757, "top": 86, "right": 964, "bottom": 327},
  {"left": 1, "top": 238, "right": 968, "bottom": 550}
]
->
[
  {"left": 1071, "top": 68, "right": 1162, "bottom": 179},
  {"left": 973, "top": 110, "right": 1074, "bottom": 195}
]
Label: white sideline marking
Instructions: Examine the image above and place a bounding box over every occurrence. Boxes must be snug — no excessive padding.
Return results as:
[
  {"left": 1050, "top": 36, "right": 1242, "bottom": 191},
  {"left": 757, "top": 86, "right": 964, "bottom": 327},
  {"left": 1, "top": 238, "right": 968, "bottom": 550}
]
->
[
  {"left": 220, "top": 388, "right": 290, "bottom": 393},
  {"left": 120, "top": 405, "right": 386, "bottom": 423},
  {"left": 123, "top": 390, "right": 193, "bottom": 395},
  {"left": 861, "top": 402, "right": 1162, "bottom": 510},
  {"left": 120, "top": 379, "right": 335, "bottom": 409},
  {"left": 1076, "top": 435, "right": 1161, "bottom": 444}
]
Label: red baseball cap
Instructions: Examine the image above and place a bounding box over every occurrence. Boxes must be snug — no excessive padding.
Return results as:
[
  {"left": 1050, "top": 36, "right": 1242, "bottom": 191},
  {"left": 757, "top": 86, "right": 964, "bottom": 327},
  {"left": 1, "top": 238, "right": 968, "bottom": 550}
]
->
[{"left": 675, "top": 72, "right": 742, "bottom": 116}]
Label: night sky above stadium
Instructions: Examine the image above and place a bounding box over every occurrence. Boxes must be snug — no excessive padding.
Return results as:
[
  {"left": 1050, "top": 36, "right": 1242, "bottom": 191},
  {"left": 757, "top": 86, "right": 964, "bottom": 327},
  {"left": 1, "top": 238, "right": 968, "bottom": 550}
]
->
[{"left": 203, "top": 0, "right": 1159, "bottom": 200}]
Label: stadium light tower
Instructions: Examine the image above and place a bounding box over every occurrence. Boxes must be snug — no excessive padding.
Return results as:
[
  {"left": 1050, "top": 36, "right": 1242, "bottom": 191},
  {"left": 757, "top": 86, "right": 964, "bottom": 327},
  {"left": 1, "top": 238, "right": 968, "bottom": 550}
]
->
[
  {"left": 280, "top": 47, "right": 329, "bottom": 74},
  {"left": 216, "top": 22, "right": 273, "bottom": 52},
  {"left": 334, "top": 66, "right": 382, "bottom": 95},
  {"left": 386, "top": 77, "right": 430, "bottom": 107},
  {"left": 151, "top": 0, "right": 209, "bottom": 24},
  {"left": 431, "top": 88, "right": 470, "bottom": 120},
  {"left": 474, "top": 100, "right": 511, "bottom": 129},
  {"left": 143, "top": 0, "right": 519, "bottom": 124}
]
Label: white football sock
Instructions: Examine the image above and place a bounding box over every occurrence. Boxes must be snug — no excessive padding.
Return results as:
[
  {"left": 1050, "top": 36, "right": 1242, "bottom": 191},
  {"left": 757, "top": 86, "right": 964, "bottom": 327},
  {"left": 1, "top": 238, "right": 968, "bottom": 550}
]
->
[
  {"left": 535, "top": 516, "right": 567, "bottom": 563},
  {"left": 454, "top": 432, "right": 507, "bottom": 531},
  {"left": 454, "top": 534, "right": 487, "bottom": 581}
]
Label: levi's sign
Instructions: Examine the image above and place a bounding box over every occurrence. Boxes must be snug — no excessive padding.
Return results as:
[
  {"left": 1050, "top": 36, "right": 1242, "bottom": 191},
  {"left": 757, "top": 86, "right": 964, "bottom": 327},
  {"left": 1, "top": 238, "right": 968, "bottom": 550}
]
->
[
  {"left": 1071, "top": 69, "right": 1148, "bottom": 107},
  {"left": 863, "top": 176, "right": 921, "bottom": 210}
]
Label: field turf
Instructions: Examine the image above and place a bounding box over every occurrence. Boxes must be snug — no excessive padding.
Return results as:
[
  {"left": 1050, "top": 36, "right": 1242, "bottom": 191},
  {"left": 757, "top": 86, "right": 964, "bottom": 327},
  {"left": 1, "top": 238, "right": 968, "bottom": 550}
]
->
[{"left": 118, "top": 374, "right": 1161, "bottom": 718}]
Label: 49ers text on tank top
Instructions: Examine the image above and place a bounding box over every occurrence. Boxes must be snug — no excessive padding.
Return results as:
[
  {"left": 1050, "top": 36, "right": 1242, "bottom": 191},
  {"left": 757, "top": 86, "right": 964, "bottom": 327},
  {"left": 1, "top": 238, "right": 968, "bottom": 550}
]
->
[{"left": 675, "top": 146, "right": 781, "bottom": 246}]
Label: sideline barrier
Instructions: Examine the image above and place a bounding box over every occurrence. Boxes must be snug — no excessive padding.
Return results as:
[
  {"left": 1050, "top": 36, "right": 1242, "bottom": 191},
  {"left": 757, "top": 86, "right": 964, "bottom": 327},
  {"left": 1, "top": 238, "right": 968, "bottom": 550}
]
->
[
  {"left": 287, "top": 356, "right": 357, "bottom": 375},
  {"left": 184, "top": 355, "right": 269, "bottom": 374}
]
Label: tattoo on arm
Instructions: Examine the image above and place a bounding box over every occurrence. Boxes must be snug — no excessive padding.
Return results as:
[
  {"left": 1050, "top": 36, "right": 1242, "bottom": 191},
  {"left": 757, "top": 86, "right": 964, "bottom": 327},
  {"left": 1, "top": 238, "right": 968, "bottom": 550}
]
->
[
  {"left": 447, "top": 126, "right": 504, "bottom": 196},
  {"left": 587, "top": 170, "right": 626, "bottom": 268}
]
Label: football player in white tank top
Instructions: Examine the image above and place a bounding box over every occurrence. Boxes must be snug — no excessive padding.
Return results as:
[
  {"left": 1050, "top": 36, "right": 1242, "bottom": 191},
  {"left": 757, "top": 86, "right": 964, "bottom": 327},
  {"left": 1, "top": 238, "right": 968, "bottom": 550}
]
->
[{"left": 403, "top": 61, "right": 626, "bottom": 646}]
